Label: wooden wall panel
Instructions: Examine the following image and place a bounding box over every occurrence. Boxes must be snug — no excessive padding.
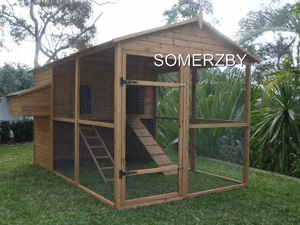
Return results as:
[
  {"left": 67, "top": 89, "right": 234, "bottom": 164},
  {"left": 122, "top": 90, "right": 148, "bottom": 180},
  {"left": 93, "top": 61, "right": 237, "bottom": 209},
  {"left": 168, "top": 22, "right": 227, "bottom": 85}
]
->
[
  {"left": 122, "top": 22, "right": 252, "bottom": 65},
  {"left": 35, "top": 69, "right": 52, "bottom": 87},
  {"left": 34, "top": 116, "right": 52, "bottom": 169},
  {"left": 9, "top": 88, "right": 51, "bottom": 116}
]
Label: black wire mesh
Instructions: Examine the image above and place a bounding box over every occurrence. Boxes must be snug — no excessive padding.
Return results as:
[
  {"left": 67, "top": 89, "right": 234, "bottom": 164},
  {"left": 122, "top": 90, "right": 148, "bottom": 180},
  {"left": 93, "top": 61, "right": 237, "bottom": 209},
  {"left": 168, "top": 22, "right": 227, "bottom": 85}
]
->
[
  {"left": 80, "top": 48, "right": 115, "bottom": 122},
  {"left": 53, "top": 60, "right": 76, "bottom": 119},
  {"left": 190, "top": 67, "right": 246, "bottom": 122},
  {"left": 189, "top": 127, "right": 244, "bottom": 193},
  {"left": 53, "top": 121, "right": 75, "bottom": 180},
  {"left": 79, "top": 124, "right": 114, "bottom": 201},
  {"left": 125, "top": 55, "right": 180, "bottom": 200}
]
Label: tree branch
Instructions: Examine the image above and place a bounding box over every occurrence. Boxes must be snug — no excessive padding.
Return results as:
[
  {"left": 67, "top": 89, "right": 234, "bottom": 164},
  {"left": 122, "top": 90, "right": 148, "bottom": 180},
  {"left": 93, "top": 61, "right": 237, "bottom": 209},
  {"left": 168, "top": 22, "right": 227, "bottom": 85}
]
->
[{"left": 39, "top": 0, "right": 72, "bottom": 39}]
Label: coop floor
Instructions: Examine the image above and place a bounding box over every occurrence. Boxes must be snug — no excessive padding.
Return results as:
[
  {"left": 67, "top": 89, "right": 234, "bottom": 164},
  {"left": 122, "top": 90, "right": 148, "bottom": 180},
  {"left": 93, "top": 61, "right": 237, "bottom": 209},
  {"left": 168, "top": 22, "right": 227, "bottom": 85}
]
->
[{"left": 54, "top": 150, "right": 243, "bottom": 202}]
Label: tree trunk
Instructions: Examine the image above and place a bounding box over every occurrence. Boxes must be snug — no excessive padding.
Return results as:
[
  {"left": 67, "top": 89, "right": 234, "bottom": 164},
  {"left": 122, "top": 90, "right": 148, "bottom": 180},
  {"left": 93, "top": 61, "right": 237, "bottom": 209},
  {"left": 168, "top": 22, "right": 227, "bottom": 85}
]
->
[{"left": 34, "top": 38, "right": 40, "bottom": 67}]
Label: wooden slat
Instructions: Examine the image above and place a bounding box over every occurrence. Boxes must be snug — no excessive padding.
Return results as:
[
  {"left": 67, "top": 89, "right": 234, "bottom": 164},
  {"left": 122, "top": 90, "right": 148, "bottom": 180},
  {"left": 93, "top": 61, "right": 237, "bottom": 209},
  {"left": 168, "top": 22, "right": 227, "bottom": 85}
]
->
[
  {"left": 126, "top": 80, "right": 180, "bottom": 88},
  {"left": 188, "top": 183, "right": 246, "bottom": 198},
  {"left": 125, "top": 165, "right": 178, "bottom": 177},
  {"left": 121, "top": 49, "right": 127, "bottom": 207},
  {"left": 193, "top": 170, "right": 242, "bottom": 184},
  {"left": 243, "top": 65, "right": 251, "bottom": 186},
  {"left": 78, "top": 184, "right": 114, "bottom": 208},
  {"left": 78, "top": 119, "right": 114, "bottom": 129},
  {"left": 182, "top": 65, "right": 190, "bottom": 198},
  {"left": 125, "top": 192, "right": 179, "bottom": 206},
  {"left": 191, "top": 68, "right": 197, "bottom": 171},
  {"left": 75, "top": 59, "right": 80, "bottom": 185},
  {"left": 114, "top": 43, "right": 123, "bottom": 209},
  {"left": 189, "top": 122, "right": 248, "bottom": 129},
  {"left": 122, "top": 195, "right": 182, "bottom": 210}
]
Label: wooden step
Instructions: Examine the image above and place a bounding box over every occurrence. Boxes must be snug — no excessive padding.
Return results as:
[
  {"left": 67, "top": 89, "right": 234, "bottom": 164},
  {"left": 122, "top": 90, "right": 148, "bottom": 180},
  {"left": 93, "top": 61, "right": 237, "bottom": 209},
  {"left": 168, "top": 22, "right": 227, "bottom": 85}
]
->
[
  {"left": 102, "top": 167, "right": 114, "bottom": 170},
  {"left": 95, "top": 156, "right": 110, "bottom": 159},
  {"left": 106, "top": 179, "right": 114, "bottom": 183},
  {"left": 90, "top": 146, "right": 104, "bottom": 149}
]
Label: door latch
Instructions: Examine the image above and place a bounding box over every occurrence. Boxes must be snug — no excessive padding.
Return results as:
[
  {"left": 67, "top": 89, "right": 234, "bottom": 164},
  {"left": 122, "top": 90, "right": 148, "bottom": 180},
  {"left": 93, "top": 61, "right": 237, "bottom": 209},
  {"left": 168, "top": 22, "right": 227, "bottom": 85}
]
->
[
  {"left": 119, "top": 170, "right": 138, "bottom": 179},
  {"left": 120, "top": 77, "right": 139, "bottom": 86}
]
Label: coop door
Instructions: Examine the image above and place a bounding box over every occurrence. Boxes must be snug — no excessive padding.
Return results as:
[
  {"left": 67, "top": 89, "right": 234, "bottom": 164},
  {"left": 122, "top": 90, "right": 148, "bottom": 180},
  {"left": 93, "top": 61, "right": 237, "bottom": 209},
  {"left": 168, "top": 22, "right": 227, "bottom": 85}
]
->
[{"left": 120, "top": 54, "right": 185, "bottom": 204}]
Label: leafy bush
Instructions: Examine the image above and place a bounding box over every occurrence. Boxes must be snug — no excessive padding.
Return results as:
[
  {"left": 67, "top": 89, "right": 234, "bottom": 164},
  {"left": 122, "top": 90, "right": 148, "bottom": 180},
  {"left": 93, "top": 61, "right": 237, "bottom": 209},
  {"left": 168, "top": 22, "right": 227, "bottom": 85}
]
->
[
  {"left": 0, "top": 121, "right": 10, "bottom": 144},
  {"left": 10, "top": 118, "right": 33, "bottom": 143}
]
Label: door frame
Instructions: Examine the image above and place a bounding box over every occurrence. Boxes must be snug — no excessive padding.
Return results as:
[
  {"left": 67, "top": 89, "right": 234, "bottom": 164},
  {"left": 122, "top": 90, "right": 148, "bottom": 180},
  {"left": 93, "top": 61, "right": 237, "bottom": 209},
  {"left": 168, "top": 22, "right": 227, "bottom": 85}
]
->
[{"left": 119, "top": 50, "right": 190, "bottom": 208}]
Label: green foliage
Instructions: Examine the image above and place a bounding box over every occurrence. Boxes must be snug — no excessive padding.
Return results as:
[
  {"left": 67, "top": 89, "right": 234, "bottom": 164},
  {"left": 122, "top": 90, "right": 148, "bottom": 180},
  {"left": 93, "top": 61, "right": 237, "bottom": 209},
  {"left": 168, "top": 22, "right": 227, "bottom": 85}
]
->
[
  {"left": 0, "top": 63, "right": 33, "bottom": 99},
  {"left": 251, "top": 79, "right": 300, "bottom": 177},
  {"left": 163, "top": 0, "right": 214, "bottom": 24},
  {"left": 157, "top": 68, "right": 246, "bottom": 163},
  {"left": 0, "top": 0, "right": 113, "bottom": 65},
  {"left": 10, "top": 118, "right": 33, "bottom": 143},
  {"left": 1, "top": 143, "right": 300, "bottom": 224}
]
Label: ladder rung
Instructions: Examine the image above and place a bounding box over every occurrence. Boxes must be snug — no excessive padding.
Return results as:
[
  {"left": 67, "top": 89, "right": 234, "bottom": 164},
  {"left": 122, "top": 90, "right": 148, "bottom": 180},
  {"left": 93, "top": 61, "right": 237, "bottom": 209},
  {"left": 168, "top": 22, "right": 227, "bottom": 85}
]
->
[
  {"left": 102, "top": 167, "right": 114, "bottom": 170},
  {"left": 95, "top": 156, "right": 110, "bottom": 159},
  {"left": 90, "top": 146, "right": 104, "bottom": 149},
  {"left": 106, "top": 179, "right": 114, "bottom": 182}
]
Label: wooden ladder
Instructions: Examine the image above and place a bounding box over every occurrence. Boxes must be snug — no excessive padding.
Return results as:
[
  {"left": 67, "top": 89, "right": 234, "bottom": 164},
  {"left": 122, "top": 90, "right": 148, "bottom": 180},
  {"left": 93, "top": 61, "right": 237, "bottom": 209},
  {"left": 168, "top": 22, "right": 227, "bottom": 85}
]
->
[{"left": 80, "top": 126, "right": 114, "bottom": 183}]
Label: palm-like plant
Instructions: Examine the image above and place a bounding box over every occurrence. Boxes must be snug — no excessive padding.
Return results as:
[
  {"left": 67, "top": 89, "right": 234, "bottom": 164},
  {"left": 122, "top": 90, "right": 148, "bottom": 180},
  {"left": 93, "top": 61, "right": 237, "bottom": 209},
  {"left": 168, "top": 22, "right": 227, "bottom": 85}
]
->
[
  {"left": 239, "top": 3, "right": 300, "bottom": 43},
  {"left": 251, "top": 80, "right": 300, "bottom": 176},
  {"left": 238, "top": 3, "right": 300, "bottom": 66}
]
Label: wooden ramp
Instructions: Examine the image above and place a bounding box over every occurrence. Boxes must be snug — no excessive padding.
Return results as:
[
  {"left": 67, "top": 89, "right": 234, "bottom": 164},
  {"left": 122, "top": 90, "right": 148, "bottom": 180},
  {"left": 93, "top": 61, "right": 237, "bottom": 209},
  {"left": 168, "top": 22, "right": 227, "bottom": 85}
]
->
[
  {"left": 127, "top": 118, "right": 177, "bottom": 175},
  {"left": 80, "top": 126, "right": 114, "bottom": 183}
]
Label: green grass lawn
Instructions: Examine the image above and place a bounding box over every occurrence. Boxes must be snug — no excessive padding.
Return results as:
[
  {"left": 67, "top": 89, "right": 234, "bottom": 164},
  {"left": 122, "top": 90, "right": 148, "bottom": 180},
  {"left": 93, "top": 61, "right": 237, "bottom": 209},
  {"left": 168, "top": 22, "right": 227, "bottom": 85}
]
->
[{"left": 1, "top": 143, "right": 300, "bottom": 224}]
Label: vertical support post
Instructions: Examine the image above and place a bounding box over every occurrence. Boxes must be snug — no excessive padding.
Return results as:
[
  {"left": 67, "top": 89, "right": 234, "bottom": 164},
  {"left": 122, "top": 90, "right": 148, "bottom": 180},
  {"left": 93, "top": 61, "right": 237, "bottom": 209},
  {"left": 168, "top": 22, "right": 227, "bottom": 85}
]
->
[
  {"left": 114, "top": 43, "right": 123, "bottom": 209},
  {"left": 75, "top": 58, "right": 80, "bottom": 185},
  {"left": 183, "top": 65, "right": 190, "bottom": 198},
  {"left": 178, "top": 65, "right": 185, "bottom": 196},
  {"left": 50, "top": 67, "right": 54, "bottom": 171},
  {"left": 191, "top": 67, "right": 198, "bottom": 171},
  {"left": 243, "top": 64, "right": 251, "bottom": 186},
  {"left": 121, "top": 50, "right": 127, "bottom": 206}
]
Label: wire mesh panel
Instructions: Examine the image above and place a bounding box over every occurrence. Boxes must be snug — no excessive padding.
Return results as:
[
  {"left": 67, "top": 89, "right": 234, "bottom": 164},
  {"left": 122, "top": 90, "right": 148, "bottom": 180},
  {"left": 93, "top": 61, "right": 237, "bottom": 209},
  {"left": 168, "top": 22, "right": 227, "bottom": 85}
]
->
[
  {"left": 53, "top": 60, "right": 76, "bottom": 119},
  {"left": 189, "top": 127, "right": 244, "bottom": 194},
  {"left": 190, "top": 68, "right": 246, "bottom": 122},
  {"left": 79, "top": 48, "right": 115, "bottom": 122},
  {"left": 126, "top": 55, "right": 179, "bottom": 82},
  {"left": 79, "top": 124, "right": 114, "bottom": 201},
  {"left": 125, "top": 54, "right": 181, "bottom": 200},
  {"left": 53, "top": 121, "right": 75, "bottom": 180}
]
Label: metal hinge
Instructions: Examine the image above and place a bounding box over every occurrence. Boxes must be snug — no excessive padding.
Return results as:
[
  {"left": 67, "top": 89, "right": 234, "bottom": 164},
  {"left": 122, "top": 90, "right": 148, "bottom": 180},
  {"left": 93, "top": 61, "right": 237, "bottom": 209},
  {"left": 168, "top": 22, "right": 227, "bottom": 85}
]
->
[
  {"left": 178, "top": 165, "right": 184, "bottom": 169},
  {"left": 119, "top": 170, "right": 138, "bottom": 179},
  {"left": 120, "top": 77, "right": 139, "bottom": 86},
  {"left": 180, "top": 84, "right": 186, "bottom": 87}
]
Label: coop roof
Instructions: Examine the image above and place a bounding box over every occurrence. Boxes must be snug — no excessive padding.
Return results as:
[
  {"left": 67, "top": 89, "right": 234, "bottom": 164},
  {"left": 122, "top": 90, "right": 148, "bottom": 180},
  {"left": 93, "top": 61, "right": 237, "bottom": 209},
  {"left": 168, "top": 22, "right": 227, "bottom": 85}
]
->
[
  {"left": 6, "top": 84, "right": 51, "bottom": 97},
  {"left": 34, "top": 14, "right": 260, "bottom": 73}
]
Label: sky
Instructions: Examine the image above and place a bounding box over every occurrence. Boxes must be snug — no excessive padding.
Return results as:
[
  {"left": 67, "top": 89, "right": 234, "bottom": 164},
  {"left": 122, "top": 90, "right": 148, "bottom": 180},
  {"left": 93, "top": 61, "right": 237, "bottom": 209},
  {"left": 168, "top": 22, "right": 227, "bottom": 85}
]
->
[{"left": 0, "top": 0, "right": 296, "bottom": 68}]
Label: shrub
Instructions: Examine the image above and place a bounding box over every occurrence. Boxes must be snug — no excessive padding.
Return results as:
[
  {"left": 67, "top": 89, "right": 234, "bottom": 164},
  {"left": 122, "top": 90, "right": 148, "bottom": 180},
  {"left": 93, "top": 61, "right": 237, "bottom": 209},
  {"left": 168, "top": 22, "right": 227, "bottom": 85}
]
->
[
  {"left": 0, "top": 121, "right": 10, "bottom": 144},
  {"left": 10, "top": 118, "right": 33, "bottom": 143}
]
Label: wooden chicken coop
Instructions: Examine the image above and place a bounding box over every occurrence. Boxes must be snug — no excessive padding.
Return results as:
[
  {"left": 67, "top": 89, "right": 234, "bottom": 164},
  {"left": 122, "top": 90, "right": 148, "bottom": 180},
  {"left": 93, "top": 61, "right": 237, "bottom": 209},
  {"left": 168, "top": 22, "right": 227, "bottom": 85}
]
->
[{"left": 7, "top": 14, "right": 260, "bottom": 209}]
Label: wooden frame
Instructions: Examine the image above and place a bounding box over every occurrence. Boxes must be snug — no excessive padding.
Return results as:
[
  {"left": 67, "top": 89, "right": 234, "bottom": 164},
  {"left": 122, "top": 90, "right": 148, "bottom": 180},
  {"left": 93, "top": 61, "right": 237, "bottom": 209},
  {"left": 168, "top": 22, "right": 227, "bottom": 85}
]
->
[{"left": 9, "top": 14, "right": 259, "bottom": 210}]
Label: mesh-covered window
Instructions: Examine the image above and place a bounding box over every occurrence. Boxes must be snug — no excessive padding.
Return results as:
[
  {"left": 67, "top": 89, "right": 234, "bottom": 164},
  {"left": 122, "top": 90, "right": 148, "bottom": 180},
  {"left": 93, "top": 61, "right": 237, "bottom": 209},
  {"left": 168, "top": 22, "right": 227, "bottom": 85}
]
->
[
  {"left": 79, "top": 125, "right": 114, "bottom": 201},
  {"left": 53, "top": 121, "right": 74, "bottom": 180},
  {"left": 190, "top": 68, "right": 246, "bottom": 122},
  {"left": 189, "top": 127, "right": 244, "bottom": 194},
  {"left": 53, "top": 60, "right": 76, "bottom": 119},
  {"left": 80, "top": 48, "right": 115, "bottom": 122}
]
